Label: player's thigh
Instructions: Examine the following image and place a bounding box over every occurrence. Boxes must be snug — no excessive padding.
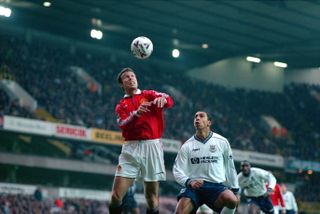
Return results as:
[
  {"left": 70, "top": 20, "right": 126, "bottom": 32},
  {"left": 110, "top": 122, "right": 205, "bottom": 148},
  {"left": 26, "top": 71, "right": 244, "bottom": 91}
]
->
[
  {"left": 248, "top": 203, "right": 261, "bottom": 214},
  {"left": 111, "top": 176, "right": 135, "bottom": 200},
  {"left": 213, "top": 189, "right": 238, "bottom": 209},
  {"left": 143, "top": 140, "right": 166, "bottom": 181},
  {"left": 175, "top": 197, "right": 195, "bottom": 214}
]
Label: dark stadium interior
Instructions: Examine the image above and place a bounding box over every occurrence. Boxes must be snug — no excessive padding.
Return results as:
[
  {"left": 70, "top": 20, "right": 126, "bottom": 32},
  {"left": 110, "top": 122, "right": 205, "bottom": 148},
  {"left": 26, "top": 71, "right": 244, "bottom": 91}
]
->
[
  {"left": 0, "top": 0, "right": 320, "bottom": 213},
  {"left": 3, "top": 0, "right": 320, "bottom": 69}
]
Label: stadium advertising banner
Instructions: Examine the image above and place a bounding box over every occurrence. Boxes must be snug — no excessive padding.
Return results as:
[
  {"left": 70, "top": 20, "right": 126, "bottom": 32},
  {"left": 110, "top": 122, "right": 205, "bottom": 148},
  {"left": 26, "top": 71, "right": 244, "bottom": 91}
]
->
[
  {"left": 91, "top": 128, "right": 124, "bottom": 145},
  {"left": 287, "top": 159, "right": 320, "bottom": 172},
  {"left": 3, "top": 115, "right": 52, "bottom": 135},
  {"left": 55, "top": 123, "right": 91, "bottom": 141},
  {"left": 59, "top": 187, "right": 110, "bottom": 200},
  {"left": 0, "top": 182, "right": 37, "bottom": 195},
  {"left": 233, "top": 149, "right": 284, "bottom": 168},
  {"left": 90, "top": 129, "right": 182, "bottom": 153}
]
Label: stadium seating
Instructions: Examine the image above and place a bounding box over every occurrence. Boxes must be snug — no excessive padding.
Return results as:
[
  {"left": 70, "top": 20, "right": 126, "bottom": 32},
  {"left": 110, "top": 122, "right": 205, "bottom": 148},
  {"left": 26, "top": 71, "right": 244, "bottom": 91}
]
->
[
  {"left": 1, "top": 34, "right": 320, "bottom": 205},
  {"left": 1, "top": 35, "right": 319, "bottom": 161}
]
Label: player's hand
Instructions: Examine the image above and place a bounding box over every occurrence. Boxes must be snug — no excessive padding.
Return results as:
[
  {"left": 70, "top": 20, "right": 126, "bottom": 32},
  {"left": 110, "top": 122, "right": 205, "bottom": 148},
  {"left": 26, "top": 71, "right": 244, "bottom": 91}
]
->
[
  {"left": 263, "top": 191, "right": 271, "bottom": 198},
  {"left": 189, "top": 180, "right": 204, "bottom": 189},
  {"left": 263, "top": 187, "right": 273, "bottom": 198},
  {"left": 136, "top": 102, "right": 152, "bottom": 116},
  {"left": 153, "top": 97, "right": 167, "bottom": 108}
]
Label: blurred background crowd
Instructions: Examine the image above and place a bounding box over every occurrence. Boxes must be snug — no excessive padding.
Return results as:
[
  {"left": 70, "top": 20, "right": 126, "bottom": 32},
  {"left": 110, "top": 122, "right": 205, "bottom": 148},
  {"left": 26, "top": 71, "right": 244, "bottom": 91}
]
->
[{"left": 0, "top": 25, "right": 319, "bottom": 214}]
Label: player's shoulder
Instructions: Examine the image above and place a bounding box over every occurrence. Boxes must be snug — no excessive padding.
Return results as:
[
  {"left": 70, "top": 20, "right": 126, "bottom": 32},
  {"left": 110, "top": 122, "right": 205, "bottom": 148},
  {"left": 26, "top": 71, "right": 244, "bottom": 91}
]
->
[
  {"left": 181, "top": 136, "right": 196, "bottom": 148},
  {"left": 237, "top": 172, "right": 245, "bottom": 179},
  {"left": 251, "top": 167, "right": 266, "bottom": 174},
  {"left": 237, "top": 172, "right": 247, "bottom": 184},
  {"left": 142, "top": 89, "right": 158, "bottom": 95},
  {"left": 115, "top": 101, "right": 123, "bottom": 110},
  {"left": 115, "top": 98, "right": 127, "bottom": 109},
  {"left": 210, "top": 132, "right": 229, "bottom": 144},
  {"left": 143, "top": 89, "right": 170, "bottom": 97}
]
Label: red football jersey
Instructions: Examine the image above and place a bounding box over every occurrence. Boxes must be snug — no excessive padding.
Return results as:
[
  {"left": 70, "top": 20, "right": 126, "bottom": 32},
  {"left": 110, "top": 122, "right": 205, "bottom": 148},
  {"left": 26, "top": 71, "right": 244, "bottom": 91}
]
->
[
  {"left": 268, "top": 183, "right": 285, "bottom": 207},
  {"left": 116, "top": 89, "right": 173, "bottom": 141}
]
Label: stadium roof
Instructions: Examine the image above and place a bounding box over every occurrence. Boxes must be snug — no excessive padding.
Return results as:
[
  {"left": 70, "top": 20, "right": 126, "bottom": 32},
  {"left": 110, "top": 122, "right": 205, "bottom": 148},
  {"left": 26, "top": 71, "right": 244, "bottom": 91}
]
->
[{"left": 2, "top": 0, "right": 320, "bottom": 69}]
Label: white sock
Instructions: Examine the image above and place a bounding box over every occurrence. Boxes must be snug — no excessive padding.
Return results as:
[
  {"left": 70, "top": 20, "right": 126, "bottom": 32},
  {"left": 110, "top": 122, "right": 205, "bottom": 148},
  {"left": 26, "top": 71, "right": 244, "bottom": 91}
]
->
[{"left": 220, "top": 207, "right": 235, "bottom": 214}]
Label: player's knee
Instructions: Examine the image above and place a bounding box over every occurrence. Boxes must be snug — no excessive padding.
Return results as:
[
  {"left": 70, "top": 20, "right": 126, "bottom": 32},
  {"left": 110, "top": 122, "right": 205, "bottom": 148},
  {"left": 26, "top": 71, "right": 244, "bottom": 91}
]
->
[
  {"left": 110, "top": 191, "right": 123, "bottom": 205},
  {"left": 145, "top": 194, "right": 158, "bottom": 209},
  {"left": 175, "top": 206, "right": 192, "bottom": 214},
  {"left": 225, "top": 197, "right": 238, "bottom": 208},
  {"left": 174, "top": 198, "right": 194, "bottom": 214},
  {"left": 217, "top": 191, "right": 238, "bottom": 208}
]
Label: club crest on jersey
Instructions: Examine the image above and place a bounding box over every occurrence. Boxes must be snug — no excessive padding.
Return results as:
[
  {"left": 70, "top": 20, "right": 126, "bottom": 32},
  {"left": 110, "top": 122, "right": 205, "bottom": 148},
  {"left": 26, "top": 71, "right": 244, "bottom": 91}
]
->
[
  {"left": 140, "top": 98, "right": 147, "bottom": 104},
  {"left": 209, "top": 145, "right": 217, "bottom": 153},
  {"left": 180, "top": 188, "right": 186, "bottom": 194}
]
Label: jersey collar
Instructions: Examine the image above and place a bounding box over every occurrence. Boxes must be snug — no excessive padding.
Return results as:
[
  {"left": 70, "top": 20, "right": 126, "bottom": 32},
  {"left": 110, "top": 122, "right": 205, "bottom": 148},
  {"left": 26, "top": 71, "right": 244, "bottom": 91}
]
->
[
  {"left": 124, "top": 89, "right": 142, "bottom": 98},
  {"left": 194, "top": 131, "right": 213, "bottom": 144}
]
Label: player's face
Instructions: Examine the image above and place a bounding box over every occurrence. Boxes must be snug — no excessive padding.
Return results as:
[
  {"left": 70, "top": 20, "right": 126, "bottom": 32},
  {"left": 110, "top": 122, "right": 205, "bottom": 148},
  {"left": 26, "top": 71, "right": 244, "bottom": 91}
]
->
[
  {"left": 241, "top": 163, "right": 251, "bottom": 176},
  {"left": 194, "top": 111, "right": 211, "bottom": 130},
  {"left": 120, "top": 71, "right": 138, "bottom": 91}
]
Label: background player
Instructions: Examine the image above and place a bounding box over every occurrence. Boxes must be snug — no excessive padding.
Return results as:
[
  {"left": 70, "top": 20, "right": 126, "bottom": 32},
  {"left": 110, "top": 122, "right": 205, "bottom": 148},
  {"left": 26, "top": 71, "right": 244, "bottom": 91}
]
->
[
  {"left": 122, "top": 182, "right": 140, "bottom": 214},
  {"left": 281, "top": 183, "right": 298, "bottom": 214},
  {"left": 267, "top": 183, "right": 285, "bottom": 214},
  {"left": 238, "top": 160, "right": 276, "bottom": 214}
]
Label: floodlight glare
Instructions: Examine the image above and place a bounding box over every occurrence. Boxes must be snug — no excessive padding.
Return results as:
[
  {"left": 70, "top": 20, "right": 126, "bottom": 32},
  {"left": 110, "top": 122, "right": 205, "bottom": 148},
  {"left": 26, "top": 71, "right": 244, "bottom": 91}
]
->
[
  {"left": 273, "top": 61, "right": 287, "bottom": 68},
  {"left": 202, "top": 43, "right": 208, "bottom": 49},
  {"left": 246, "top": 56, "right": 261, "bottom": 63},
  {"left": 90, "top": 29, "right": 103, "bottom": 40},
  {"left": 0, "top": 6, "right": 11, "bottom": 17},
  {"left": 43, "top": 2, "right": 51, "bottom": 7},
  {"left": 172, "top": 49, "right": 180, "bottom": 58}
]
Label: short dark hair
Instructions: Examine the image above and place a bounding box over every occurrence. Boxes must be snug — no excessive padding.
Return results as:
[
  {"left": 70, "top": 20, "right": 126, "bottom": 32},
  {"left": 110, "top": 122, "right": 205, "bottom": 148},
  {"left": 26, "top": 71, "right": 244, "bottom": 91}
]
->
[
  {"left": 117, "top": 67, "right": 135, "bottom": 84},
  {"left": 206, "top": 112, "right": 212, "bottom": 122},
  {"left": 241, "top": 160, "right": 251, "bottom": 166},
  {"left": 196, "top": 110, "right": 212, "bottom": 121}
]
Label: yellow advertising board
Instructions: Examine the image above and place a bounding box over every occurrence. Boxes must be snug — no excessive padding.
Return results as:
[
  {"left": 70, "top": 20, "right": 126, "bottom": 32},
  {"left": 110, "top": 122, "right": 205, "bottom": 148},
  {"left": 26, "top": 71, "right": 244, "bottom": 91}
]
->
[{"left": 91, "top": 129, "right": 124, "bottom": 145}]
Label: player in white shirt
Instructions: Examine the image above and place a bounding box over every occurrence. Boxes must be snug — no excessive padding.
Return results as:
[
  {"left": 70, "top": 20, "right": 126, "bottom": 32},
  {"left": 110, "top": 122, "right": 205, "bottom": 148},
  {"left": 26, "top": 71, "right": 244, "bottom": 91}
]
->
[
  {"left": 237, "top": 160, "right": 276, "bottom": 214},
  {"left": 281, "top": 183, "right": 298, "bottom": 214},
  {"left": 173, "top": 111, "right": 239, "bottom": 214}
]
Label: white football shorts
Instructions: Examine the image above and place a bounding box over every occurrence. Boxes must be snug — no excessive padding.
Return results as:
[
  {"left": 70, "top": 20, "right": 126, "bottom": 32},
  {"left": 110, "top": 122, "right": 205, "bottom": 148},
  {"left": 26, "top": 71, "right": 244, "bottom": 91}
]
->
[{"left": 115, "top": 139, "right": 166, "bottom": 181}]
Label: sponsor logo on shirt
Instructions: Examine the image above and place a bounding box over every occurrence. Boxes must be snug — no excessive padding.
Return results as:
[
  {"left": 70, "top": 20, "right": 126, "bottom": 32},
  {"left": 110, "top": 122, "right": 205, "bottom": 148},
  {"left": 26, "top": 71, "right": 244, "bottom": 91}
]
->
[
  {"left": 192, "top": 148, "right": 200, "bottom": 152},
  {"left": 209, "top": 145, "right": 216, "bottom": 153},
  {"left": 190, "top": 156, "right": 218, "bottom": 164},
  {"left": 140, "top": 98, "right": 147, "bottom": 104}
]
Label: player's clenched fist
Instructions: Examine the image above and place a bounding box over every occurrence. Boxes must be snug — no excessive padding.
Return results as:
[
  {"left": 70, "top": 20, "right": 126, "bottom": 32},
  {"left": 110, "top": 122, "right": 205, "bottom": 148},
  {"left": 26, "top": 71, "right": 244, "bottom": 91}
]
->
[
  {"left": 190, "top": 180, "right": 204, "bottom": 189},
  {"left": 153, "top": 97, "right": 167, "bottom": 108},
  {"left": 136, "top": 102, "right": 152, "bottom": 116}
]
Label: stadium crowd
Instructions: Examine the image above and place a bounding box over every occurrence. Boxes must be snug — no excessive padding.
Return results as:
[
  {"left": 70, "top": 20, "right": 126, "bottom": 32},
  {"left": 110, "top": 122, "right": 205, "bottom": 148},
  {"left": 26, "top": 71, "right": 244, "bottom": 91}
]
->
[
  {"left": 1, "top": 35, "right": 319, "bottom": 161},
  {"left": 1, "top": 34, "right": 320, "bottom": 207},
  {"left": 0, "top": 193, "right": 110, "bottom": 214},
  {"left": 0, "top": 193, "right": 177, "bottom": 214}
]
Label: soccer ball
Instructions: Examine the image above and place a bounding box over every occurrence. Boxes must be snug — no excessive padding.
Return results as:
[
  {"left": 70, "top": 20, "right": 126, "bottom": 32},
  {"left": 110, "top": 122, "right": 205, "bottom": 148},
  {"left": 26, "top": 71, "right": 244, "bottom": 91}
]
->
[{"left": 130, "top": 36, "right": 153, "bottom": 59}]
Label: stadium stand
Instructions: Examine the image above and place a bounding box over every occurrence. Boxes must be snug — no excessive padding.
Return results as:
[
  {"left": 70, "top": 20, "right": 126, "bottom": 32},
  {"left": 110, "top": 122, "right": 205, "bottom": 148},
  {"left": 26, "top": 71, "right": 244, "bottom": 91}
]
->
[
  {"left": 1, "top": 31, "right": 319, "bottom": 213},
  {"left": 1, "top": 35, "right": 320, "bottom": 161}
]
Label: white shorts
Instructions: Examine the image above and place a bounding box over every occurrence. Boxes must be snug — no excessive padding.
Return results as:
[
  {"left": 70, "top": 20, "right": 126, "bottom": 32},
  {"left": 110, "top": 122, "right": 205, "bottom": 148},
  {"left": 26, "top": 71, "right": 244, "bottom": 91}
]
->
[{"left": 115, "top": 139, "right": 166, "bottom": 182}]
